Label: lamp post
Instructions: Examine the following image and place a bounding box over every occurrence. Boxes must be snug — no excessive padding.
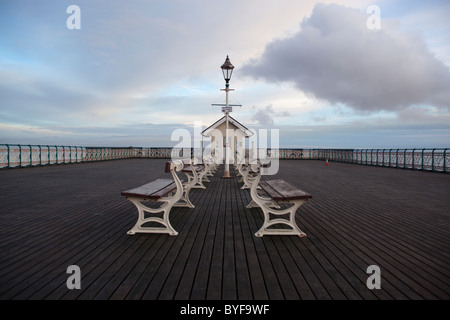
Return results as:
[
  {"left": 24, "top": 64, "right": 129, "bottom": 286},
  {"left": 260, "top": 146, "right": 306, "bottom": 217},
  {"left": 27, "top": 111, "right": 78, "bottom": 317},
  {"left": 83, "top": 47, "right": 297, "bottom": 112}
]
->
[{"left": 221, "top": 55, "right": 234, "bottom": 178}]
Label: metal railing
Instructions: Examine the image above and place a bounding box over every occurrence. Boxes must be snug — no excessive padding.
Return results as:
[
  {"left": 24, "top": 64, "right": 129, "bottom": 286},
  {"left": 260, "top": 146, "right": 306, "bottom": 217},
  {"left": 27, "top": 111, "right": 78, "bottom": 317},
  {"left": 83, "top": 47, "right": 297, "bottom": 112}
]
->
[
  {"left": 1, "top": 144, "right": 448, "bottom": 173},
  {"left": 0, "top": 145, "right": 189, "bottom": 168},
  {"left": 351, "top": 148, "right": 449, "bottom": 172},
  {"left": 0, "top": 145, "right": 87, "bottom": 167}
]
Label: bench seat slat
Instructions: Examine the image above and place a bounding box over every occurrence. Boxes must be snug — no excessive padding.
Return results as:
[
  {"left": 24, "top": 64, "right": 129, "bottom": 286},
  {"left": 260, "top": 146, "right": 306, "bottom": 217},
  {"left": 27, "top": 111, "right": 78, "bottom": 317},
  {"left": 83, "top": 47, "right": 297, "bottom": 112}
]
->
[
  {"left": 182, "top": 164, "right": 204, "bottom": 173},
  {"left": 150, "top": 182, "right": 178, "bottom": 199},
  {"left": 260, "top": 179, "right": 312, "bottom": 201},
  {"left": 121, "top": 178, "right": 176, "bottom": 199},
  {"left": 258, "top": 181, "right": 284, "bottom": 201}
]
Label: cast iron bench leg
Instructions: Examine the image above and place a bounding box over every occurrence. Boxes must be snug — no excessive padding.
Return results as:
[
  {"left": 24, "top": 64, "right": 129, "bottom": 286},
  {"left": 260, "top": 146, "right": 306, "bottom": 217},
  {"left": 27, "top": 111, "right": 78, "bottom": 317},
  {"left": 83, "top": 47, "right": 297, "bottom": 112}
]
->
[
  {"left": 253, "top": 199, "right": 308, "bottom": 238},
  {"left": 127, "top": 197, "right": 179, "bottom": 236}
]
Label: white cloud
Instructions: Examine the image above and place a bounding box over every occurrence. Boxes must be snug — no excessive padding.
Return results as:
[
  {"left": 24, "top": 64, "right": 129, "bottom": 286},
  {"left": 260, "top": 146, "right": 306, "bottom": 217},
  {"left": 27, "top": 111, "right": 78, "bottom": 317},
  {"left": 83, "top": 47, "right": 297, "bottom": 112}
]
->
[{"left": 242, "top": 3, "right": 450, "bottom": 112}]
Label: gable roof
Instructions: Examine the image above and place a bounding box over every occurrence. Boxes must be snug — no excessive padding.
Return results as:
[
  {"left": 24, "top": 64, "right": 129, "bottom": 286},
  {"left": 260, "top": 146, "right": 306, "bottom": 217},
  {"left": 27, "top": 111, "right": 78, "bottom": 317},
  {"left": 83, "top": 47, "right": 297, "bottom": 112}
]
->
[{"left": 202, "top": 115, "right": 253, "bottom": 137}]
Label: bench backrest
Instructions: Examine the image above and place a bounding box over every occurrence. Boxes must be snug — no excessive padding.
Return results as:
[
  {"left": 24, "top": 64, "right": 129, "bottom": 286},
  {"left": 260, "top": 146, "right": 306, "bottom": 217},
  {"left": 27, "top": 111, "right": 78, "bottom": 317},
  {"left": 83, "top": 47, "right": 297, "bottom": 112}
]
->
[{"left": 165, "top": 161, "right": 172, "bottom": 173}]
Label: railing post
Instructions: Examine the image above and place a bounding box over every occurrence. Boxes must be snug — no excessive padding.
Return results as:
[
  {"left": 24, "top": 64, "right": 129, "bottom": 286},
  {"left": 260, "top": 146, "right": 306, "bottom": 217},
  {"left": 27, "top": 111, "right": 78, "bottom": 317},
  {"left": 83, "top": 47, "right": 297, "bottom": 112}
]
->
[
  {"left": 6, "top": 144, "right": 10, "bottom": 168},
  {"left": 28, "top": 145, "right": 32, "bottom": 166},
  {"left": 403, "top": 149, "right": 406, "bottom": 169},
  {"left": 395, "top": 149, "right": 398, "bottom": 168},
  {"left": 18, "top": 145, "right": 22, "bottom": 167},
  {"left": 38, "top": 145, "right": 42, "bottom": 166},
  {"left": 430, "top": 149, "right": 434, "bottom": 172},
  {"left": 389, "top": 149, "right": 392, "bottom": 167},
  {"left": 444, "top": 149, "right": 447, "bottom": 173},
  {"left": 421, "top": 149, "right": 425, "bottom": 171}
]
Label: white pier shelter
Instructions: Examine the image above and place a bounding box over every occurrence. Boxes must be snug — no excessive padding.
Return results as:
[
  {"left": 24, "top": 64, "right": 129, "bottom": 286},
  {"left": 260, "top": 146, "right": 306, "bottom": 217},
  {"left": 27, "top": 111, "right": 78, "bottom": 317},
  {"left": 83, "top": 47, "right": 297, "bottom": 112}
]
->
[{"left": 202, "top": 115, "right": 253, "bottom": 166}]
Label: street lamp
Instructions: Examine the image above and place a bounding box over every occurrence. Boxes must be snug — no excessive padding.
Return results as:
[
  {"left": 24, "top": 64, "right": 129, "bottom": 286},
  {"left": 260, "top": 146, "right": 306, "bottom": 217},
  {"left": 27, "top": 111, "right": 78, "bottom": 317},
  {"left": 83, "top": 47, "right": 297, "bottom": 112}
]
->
[
  {"left": 221, "top": 55, "right": 234, "bottom": 84},
  {"left": 221, "top": 55, "right": 234, "bottom": 178}
]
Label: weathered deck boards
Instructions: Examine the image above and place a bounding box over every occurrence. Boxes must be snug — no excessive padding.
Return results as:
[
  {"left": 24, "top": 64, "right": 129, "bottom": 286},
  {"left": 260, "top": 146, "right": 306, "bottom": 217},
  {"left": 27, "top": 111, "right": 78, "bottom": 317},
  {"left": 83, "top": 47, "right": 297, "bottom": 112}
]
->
[{"left": 0, "top": 159, "right": 449, "bottom": 300}]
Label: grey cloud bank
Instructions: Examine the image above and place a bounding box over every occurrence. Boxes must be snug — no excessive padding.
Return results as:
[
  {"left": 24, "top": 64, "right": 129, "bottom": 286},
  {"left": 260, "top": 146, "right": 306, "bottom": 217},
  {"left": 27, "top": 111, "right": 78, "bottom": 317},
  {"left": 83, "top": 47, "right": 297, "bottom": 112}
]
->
[{"left": 242, "top": 3, "right": 450, "bottom": 112}]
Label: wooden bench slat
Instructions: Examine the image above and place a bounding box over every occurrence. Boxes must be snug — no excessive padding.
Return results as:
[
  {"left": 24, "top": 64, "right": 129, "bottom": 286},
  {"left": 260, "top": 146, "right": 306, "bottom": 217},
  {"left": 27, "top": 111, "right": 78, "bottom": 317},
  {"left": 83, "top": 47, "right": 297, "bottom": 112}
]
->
[
  {"left": 258, "top": 181, "right": 284, "bottom": 201},
  {"left": 260, "top": 179, "right": 312, "bottom": 201},
  {"left": 182, "top": 165, "right": 204, "bottom": 173},
  {"left": 150, "top": 182, "right": 178, "bottom": 199},
  {"left": 121, "top": 179, "right": 176, "bottom": 199}
]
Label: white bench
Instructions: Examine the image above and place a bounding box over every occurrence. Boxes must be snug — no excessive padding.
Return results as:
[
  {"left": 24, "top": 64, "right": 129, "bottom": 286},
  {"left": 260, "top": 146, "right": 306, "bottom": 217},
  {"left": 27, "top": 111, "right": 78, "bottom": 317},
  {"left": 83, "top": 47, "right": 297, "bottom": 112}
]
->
[
  {"left": 181, "top": 156, "right": 218, "bottom": 189},
  {"left": 203, "top": 155, "right": 218, "bottom": 178},
  {"left": 248, "top": 163, "right": 313, "bottom": 237},
  {"left": 237, "top": 161, "right": 259, "bottom": 190},
  {"left": 121, "top": 161, "right": 192, "bottom": 236},
  {"left": 181, "top": 159, "right": 208, "bottom": 190}
]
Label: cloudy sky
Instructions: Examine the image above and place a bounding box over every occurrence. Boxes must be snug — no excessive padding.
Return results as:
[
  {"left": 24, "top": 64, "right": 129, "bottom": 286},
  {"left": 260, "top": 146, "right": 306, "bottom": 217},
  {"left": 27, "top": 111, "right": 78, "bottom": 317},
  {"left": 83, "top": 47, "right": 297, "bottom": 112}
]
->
[{"left": 1, "top": 0, "right": 449, "bottom": 148}]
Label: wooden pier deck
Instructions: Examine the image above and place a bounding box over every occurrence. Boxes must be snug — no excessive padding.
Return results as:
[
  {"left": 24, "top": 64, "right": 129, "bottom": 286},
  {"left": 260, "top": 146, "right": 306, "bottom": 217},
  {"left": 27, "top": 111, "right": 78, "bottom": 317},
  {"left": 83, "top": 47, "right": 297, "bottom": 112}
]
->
[{"left": 0, "top": 159, "right": 449, "bottom": 301}]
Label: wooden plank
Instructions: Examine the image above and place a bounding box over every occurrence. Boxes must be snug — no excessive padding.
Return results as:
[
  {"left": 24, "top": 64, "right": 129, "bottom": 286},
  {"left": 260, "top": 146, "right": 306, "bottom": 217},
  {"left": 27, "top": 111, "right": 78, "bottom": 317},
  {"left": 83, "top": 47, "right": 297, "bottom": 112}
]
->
[
  {"left": 171, "top": 178, "right": 218, "bottom": 299},
  {"left": 189, "top": 171, "right": 225, "bottom": 299},
  {"left": 92, "top": 192, "right": 203, "bottom": 299},
  {"left": 121, "top": 179, "right": 175, "bottom": 199},
  {"left": 157, "top": 181, "right": 217, "bottom": 299},
  {"left": 182, "top": 164, "right": 203, "bottom": 173},
  {"left": 139, "top": 206, "right": 201, "bottom": 299},
  {"left": 18, "top": 206, "right": 135, "bottom": 299},
  {"left": 2, "top": 190, "right": 134, "bottom": 294},
  {"left": 107, "top": 235, "right": 169, "bottom": 299},
  {"left": 205, "top": 174, "right": 227, "bottom": 300},
  {"left": 236, "top": 183, "right": 269, "bottom": 300},
  {"left": 244, "top": 204, "right": 284, "bottom": 299},
  {"left": 222, "top": 177, "right": 237, "bottom": 300},
  {"left": 150, "top": 182, "right": 178, "bottom": 199},
  {"left": 312, "top": 194, "right": 447, "bottom": 298},
  {"left": 230, "top": 176, "right": 253, "bottom": 300},
  {"left": 295, "top": 205, "right": 397, "bottom": 300},
  {"left": 261, "top": 179, "right": 313, "bottom": 201},
  {"left": 121, "top": 188, "right": 205, "bottom": 300},
  {"left": 258, "top": 180, "right": 283, "bottom": 200}
]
